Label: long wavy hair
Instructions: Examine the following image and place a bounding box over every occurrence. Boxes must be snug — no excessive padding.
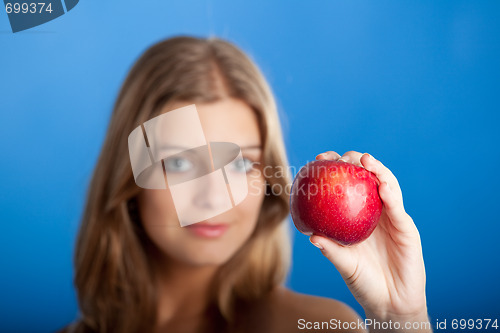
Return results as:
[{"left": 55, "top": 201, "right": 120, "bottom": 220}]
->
[{"left": 64, "top": 35, "right": 291, "bottom": 333}]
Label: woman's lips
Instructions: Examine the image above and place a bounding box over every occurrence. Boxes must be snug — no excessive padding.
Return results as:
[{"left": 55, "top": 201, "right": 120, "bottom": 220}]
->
[{"left": 185, "top": 222, "right": 229, "bottom": 238}]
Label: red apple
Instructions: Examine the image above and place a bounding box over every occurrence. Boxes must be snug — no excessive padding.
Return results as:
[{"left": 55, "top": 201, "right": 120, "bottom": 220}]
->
[{"left": 290, "top": 159, "right": 383, "bottom": 246}]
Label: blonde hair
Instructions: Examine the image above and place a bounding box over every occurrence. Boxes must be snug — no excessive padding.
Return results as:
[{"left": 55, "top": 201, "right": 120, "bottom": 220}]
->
[{"left": 68, "top": 36, "right": 291, "bottom": 333}]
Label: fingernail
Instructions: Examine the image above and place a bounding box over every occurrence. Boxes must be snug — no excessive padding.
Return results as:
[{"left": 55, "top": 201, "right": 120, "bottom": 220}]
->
[
  {"left": 339, "top": 156, "right": 350, "bottom": 163},
  {"left": 316, "top": 153, "right": 326, "bottom": 160},
  {"left": 309, "top": 238, "right": 324, "bottom": 250},
  {"left": 364, "top": 153, "right": 374, "bottom": 161}
]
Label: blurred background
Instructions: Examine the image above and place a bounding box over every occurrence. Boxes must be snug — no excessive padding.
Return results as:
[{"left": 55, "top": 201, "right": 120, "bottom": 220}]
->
[{"left": 1, "top": 1, "right": 499, "bottom": 331}]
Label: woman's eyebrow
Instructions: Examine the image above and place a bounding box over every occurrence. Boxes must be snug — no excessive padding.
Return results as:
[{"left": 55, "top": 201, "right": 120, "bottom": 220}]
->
[
  {"left": 157, "top": 144, "right": 262, "bottom": 151},
  {"left": 241, "top": 145, "right": 262, "bottom": 150}
]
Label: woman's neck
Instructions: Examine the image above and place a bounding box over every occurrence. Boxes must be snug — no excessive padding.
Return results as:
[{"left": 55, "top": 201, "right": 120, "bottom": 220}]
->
[{"left": 152, "top": 252, "right": 220, "bottom": 328}]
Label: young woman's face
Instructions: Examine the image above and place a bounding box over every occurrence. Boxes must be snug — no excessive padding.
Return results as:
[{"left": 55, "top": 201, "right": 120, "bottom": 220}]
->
[{"left": 137, "top": 98, "right": 265, "bottom": 266}]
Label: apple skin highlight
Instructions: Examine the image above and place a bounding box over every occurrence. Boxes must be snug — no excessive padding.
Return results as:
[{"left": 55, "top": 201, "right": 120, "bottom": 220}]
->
[{"left": 290, "top": 160, "right": 383, "bottom": 246}]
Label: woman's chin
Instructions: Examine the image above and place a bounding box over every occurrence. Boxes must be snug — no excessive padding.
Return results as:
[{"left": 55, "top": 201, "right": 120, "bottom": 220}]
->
[{"left": 179, "top": 253, "right": 234, "bottom": 267}]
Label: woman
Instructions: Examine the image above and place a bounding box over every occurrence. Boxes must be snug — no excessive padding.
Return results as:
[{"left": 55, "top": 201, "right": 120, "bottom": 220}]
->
[{"left": 60, "top": 36, "right": 431, "bottom": 333}]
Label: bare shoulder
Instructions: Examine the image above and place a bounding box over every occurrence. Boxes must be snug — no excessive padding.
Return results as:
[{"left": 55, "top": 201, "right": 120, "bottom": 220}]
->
[
  {"left": 273, "top": 286, "right": 360, "bottom": 319},
  {"left": 260, "top": 286, "right": 367, "bottom": 333}
]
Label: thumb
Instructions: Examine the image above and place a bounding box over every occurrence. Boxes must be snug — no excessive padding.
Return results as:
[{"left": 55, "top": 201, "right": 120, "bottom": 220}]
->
[{"left": 309, "top": 235, "right": 358, "bottom": 281}]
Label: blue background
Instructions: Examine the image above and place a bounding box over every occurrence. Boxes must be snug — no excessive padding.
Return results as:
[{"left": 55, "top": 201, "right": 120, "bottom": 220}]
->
[{"left": 1, "top": 1, "right": 499, "bottom": 331}]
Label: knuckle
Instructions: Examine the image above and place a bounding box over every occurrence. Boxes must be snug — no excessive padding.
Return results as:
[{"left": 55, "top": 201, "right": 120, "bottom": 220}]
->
[
  {"left": 405, "top": 212, "right": 416, "bottom": 225},
  {"left": 328, "top": 151, "right": 341, "bottom": 158},
  {"left": 343, "top": 151, "right": 363, "bottom": 165},
  {"left": 319, "top": 151, "right": 341, "bottom": 160},
  {"left": 344, "top": 150, "right": 361, "bottom": 158}
]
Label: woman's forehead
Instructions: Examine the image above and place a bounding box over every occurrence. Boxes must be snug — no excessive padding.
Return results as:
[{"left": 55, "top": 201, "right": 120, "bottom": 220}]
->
[{"left": 157, "top": 99, "right": 262, "bottom": 147}]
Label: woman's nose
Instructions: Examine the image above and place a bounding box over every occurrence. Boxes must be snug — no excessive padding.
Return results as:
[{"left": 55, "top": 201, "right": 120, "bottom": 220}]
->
[{"left": 191, "top": 170, "right": 232, "bottom": 211}]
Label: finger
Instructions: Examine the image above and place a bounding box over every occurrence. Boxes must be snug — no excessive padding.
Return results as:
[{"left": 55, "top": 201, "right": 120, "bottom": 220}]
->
[
  {"left": 360, "top": 153, "right": 402, "bottom": 199},
  {"left": 309, "top": 235, "right": 358, "bottom": 282},
  {"left": 338, "top": 151, "right": 363, "bottom": 167},
  {"left": 379, "top": 182, "right": 418, "bottom": 235},
  {"left": 316, "top": 151, "right": 341, "bottom": 161}
]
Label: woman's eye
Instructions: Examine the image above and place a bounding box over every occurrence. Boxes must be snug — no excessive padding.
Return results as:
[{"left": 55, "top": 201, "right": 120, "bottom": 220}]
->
[
  {"left": 230, "top": 158, "right": 254, "bottom": 173},
  {"left": 164, "top": 157, "right": 194, "bottom": 173}
]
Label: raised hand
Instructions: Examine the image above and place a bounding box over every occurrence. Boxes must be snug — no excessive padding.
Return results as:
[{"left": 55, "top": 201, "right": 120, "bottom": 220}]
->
[{"left": 311, "top": 151, "right": 431, "bottom": 332}]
